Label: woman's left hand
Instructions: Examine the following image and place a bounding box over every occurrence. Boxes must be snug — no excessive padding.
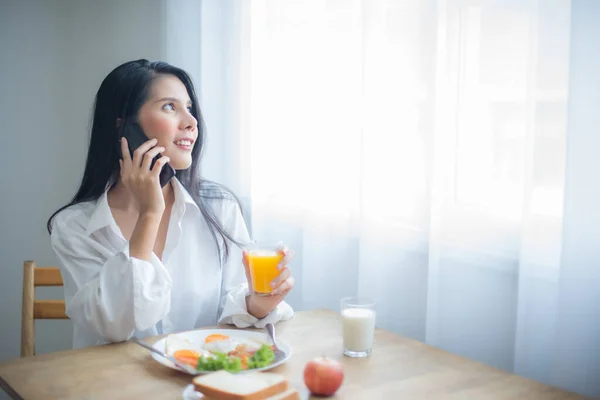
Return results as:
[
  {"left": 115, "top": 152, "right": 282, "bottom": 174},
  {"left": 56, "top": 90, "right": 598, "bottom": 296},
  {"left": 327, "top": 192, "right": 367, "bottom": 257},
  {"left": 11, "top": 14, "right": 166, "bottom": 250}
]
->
[{"left": 243, "top": 246, "right": 295, "bottom": 319}]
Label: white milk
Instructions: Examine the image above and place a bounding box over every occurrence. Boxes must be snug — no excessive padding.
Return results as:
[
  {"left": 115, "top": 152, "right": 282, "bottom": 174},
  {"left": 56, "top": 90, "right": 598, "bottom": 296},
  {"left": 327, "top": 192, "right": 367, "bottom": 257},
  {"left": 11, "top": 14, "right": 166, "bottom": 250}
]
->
[{"left": 341, "top": 307, "right": 376, "bottom": 352}]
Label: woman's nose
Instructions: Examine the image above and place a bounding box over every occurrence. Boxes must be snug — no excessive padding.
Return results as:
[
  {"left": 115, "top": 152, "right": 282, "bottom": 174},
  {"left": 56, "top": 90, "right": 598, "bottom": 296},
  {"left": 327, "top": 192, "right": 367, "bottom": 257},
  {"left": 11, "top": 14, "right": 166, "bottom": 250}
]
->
[{"left": 182, "top": 112, "right": 198, "bottom": 131}]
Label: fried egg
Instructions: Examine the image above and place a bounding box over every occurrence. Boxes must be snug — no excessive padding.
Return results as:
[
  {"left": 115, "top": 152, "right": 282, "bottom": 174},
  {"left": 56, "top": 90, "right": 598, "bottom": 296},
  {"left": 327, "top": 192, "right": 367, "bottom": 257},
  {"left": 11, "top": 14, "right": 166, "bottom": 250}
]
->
[
  {"left": 202, "top": 334, "right": 266, "bottom": 355},
  {"left": 165, "top": 335, "right": 212, "bottom": 358}
]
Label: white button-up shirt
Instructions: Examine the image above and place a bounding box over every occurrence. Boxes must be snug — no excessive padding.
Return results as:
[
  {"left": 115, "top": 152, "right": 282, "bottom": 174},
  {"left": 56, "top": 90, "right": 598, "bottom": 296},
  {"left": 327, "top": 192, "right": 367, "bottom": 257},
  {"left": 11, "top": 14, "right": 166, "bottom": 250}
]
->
[{"left": 50, "top": 179, "right": 293, "bottom": 349}]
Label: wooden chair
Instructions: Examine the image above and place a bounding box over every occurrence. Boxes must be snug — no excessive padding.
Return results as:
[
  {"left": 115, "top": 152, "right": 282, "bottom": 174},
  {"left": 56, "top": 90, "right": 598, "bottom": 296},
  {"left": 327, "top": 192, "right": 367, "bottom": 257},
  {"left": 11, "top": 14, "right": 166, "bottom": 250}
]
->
[{"left": 21, "top": 260, "right": 69, "bottom": 357}]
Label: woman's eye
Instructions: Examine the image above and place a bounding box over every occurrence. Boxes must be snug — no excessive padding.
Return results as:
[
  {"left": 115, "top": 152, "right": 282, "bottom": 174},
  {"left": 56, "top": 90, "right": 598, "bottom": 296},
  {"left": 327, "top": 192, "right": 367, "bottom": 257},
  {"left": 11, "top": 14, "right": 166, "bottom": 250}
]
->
[
  {"left": 163, "top": 103, "right": 175, "bottom": 111},
  {"left": 186, "top": 105, "right": 193, "bottom": 112}
]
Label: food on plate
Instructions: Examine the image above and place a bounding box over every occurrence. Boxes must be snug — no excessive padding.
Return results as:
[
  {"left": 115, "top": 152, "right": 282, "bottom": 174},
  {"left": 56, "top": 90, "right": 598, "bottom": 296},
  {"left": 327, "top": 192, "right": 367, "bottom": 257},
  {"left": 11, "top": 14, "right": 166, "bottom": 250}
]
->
[
  {"left": 165, "top": 333, "right": 276, "bottom": 373},
  {"left": 192, "top": 370, "right": 298, "bottom": 400},
  {"left": 165, "top": 336, "right": 213, "bottom": 366},
  {"left": 303, "top": 356, "right": 344, "bottom": 396},
  {"left": 203, "top": 334, "right": 264, "bottom": 354}
]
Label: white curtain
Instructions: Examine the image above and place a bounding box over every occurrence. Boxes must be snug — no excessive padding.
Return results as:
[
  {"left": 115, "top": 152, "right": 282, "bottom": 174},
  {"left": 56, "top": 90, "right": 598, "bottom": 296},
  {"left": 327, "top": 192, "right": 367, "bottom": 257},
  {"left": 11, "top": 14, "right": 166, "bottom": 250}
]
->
[{"left": 196, "top": 0, "right": 600, "bottom": 396}]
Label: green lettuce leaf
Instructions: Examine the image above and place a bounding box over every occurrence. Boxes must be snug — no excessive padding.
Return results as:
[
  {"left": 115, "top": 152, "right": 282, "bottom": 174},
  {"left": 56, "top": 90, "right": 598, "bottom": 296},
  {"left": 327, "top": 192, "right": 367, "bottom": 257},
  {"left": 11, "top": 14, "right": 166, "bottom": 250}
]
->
[{"left": 247, "top": 344, "right": 276, "bottom": 369}]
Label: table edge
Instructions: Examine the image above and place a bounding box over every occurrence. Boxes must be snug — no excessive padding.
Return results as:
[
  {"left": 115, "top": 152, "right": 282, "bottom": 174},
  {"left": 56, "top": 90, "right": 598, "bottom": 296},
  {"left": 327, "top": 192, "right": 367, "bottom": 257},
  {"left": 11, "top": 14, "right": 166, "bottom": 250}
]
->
[{"left": 0, "top": 374, "right": 24, "bottom": 400}]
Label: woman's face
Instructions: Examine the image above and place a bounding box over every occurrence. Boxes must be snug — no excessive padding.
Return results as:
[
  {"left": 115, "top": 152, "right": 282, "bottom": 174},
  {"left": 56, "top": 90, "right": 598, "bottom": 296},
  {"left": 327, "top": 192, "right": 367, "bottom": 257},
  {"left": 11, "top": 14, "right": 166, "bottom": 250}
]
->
[{"left": 137, "top": 75, "right": 198, "bottom": 170}]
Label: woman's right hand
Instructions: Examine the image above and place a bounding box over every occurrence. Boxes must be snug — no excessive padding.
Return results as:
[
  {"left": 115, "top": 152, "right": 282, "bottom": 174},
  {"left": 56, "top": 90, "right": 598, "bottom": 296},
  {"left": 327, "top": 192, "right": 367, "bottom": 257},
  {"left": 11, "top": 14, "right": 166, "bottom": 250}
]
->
[{"left": 119, "top": 137, "right": 170, "bottom": 216}]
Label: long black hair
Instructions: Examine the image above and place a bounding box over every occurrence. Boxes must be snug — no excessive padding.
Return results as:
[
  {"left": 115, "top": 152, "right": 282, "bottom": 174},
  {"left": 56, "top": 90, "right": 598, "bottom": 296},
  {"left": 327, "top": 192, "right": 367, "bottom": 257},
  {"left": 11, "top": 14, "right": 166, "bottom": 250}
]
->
[{"left": 47, "top": 59, "right": 242, "bottom": 262}]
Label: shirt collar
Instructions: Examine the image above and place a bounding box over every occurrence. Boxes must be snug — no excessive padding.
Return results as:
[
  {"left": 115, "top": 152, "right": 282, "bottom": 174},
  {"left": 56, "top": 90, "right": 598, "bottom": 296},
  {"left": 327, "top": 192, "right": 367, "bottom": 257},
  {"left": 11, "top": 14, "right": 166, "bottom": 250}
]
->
[
  {"left": 85, "top": 178, "right": 199, "bottom": 235},
  {"left": 171, "top": 178, "right": 200, "bottom": 216},
  {"left": 85, "top": 190, "right": 114, "bottom": 234}
]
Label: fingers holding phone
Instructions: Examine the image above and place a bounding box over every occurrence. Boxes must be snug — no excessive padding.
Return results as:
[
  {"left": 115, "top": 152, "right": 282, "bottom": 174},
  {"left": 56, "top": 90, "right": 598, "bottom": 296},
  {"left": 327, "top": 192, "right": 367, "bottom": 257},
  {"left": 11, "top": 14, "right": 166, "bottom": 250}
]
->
[
  {"left": 119, "top": 137, "right": 170, "bottom": 216},
  {"left": 140, "top": 142, "right": 166, "bottom": 170},
  {"left": 151, "top": 155, "right": 172, "bottom": 180}
]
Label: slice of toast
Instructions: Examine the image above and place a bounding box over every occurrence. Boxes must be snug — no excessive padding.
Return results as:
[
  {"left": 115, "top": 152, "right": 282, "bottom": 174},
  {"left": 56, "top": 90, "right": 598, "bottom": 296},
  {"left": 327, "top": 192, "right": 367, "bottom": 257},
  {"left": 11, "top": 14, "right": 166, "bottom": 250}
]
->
[
  {"left": 203, "top": 388, "right": 300, "bottom": 400},
  {"left": 265, "top": 388, "right": 300, "bottom": 400},
  {"left": 192, "top": 370, "right": 289, "bottom": 400}
]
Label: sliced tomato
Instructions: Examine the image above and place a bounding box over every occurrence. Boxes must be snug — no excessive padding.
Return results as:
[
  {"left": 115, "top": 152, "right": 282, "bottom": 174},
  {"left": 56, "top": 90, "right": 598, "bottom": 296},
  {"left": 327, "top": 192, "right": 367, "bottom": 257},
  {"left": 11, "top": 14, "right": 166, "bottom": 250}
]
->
[{"left": 240, "top": 355, "right": 249, "bottom": 370}]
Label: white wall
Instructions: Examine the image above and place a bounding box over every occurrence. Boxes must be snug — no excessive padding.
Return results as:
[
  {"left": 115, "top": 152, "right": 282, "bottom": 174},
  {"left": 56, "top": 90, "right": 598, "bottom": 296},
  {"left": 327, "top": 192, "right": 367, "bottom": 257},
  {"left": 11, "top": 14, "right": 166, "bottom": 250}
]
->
[
  {"left": 0, "top": 0, "right": 73, "bottom": 367},
  {"left": 0, "top": 0, "right": 170, "bottom": 368}
]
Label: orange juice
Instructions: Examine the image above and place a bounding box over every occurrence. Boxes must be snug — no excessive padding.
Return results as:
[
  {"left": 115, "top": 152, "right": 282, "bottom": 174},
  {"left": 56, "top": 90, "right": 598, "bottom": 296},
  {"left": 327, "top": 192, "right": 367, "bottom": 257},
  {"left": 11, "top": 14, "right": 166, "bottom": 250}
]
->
[{"left": 247, "top": 250, "right": 283, "bottom": 295}]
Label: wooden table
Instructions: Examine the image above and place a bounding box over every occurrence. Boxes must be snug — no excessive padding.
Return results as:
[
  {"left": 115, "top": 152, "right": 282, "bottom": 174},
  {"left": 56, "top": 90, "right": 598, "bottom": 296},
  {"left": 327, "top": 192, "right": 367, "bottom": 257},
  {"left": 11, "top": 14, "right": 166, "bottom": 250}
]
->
[{"left": 0, "top": 309, "right": 584, "bottom": 399}]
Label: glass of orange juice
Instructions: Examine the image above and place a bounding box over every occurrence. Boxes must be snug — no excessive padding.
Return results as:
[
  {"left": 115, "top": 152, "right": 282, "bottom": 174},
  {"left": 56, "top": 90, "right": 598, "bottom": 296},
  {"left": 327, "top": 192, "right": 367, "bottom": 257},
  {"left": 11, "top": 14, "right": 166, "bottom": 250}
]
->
[{"left": 245, "top": 241, "right": 284, "bottom": 296}]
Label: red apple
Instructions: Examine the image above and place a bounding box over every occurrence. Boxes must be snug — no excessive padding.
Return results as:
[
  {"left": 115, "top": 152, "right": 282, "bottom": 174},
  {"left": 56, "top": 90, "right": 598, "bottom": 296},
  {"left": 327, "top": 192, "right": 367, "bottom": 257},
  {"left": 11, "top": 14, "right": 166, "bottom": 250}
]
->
[{"left": 303, "top": 356, "right": 344, "bottom": 396}]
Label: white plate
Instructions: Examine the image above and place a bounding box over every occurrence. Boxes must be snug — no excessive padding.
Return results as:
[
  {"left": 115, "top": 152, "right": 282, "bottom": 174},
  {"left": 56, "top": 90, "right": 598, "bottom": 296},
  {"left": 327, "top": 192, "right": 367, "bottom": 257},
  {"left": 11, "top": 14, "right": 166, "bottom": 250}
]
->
[{"left": 152, "top": 328, "right": 292, "bottom": 375}]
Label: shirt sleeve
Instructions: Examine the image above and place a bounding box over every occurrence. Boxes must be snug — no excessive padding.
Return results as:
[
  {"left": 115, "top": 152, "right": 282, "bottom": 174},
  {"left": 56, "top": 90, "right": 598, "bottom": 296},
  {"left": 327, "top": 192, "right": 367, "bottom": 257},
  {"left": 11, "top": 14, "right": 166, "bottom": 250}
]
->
[
  {"left": 217, "top": 200, "right": 294, "bottom": 328},
  {"left": 50, "top": 215, "right": 172, "bottom": 343}
]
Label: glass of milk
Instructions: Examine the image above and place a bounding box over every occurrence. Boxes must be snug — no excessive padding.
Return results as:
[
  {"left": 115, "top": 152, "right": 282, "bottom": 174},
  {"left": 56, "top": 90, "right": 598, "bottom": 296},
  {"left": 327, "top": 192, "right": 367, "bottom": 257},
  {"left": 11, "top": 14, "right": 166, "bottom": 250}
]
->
[{"left": 340, "top": 297, "right": 376, "bottom": 358}]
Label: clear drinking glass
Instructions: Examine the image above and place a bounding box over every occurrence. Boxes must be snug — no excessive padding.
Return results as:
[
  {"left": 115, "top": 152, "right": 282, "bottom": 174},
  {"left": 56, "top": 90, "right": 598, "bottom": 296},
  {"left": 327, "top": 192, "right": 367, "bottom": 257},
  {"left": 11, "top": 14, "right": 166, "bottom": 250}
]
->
[
  {"left": 340, "top": 297, "right": 376, "bottom": 357},
  {"left": 244, "top": 241, "right": 284, "bottom": 296}
]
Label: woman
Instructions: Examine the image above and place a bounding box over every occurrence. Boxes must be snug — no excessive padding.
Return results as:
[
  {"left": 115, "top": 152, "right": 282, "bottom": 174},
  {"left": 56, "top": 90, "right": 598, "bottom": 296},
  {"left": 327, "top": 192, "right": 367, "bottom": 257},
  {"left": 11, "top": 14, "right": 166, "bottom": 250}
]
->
[{"left": 48, "top": 59, "right": 294, "bottom": 348}]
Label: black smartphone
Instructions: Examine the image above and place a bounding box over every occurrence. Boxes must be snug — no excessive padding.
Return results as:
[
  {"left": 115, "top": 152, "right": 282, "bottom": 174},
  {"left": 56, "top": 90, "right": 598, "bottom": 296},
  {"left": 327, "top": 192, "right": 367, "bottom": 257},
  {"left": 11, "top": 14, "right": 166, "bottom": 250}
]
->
[{"left": 120, "top": 119, "right": 176, "bottom": 187}]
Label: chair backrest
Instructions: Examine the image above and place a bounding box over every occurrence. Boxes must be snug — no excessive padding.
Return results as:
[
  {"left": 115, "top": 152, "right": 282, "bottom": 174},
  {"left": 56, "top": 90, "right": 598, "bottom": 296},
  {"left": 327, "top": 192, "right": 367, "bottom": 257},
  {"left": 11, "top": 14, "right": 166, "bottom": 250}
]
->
[{"left": 21, "top": 260, "right": 69, "bottom": 357}]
